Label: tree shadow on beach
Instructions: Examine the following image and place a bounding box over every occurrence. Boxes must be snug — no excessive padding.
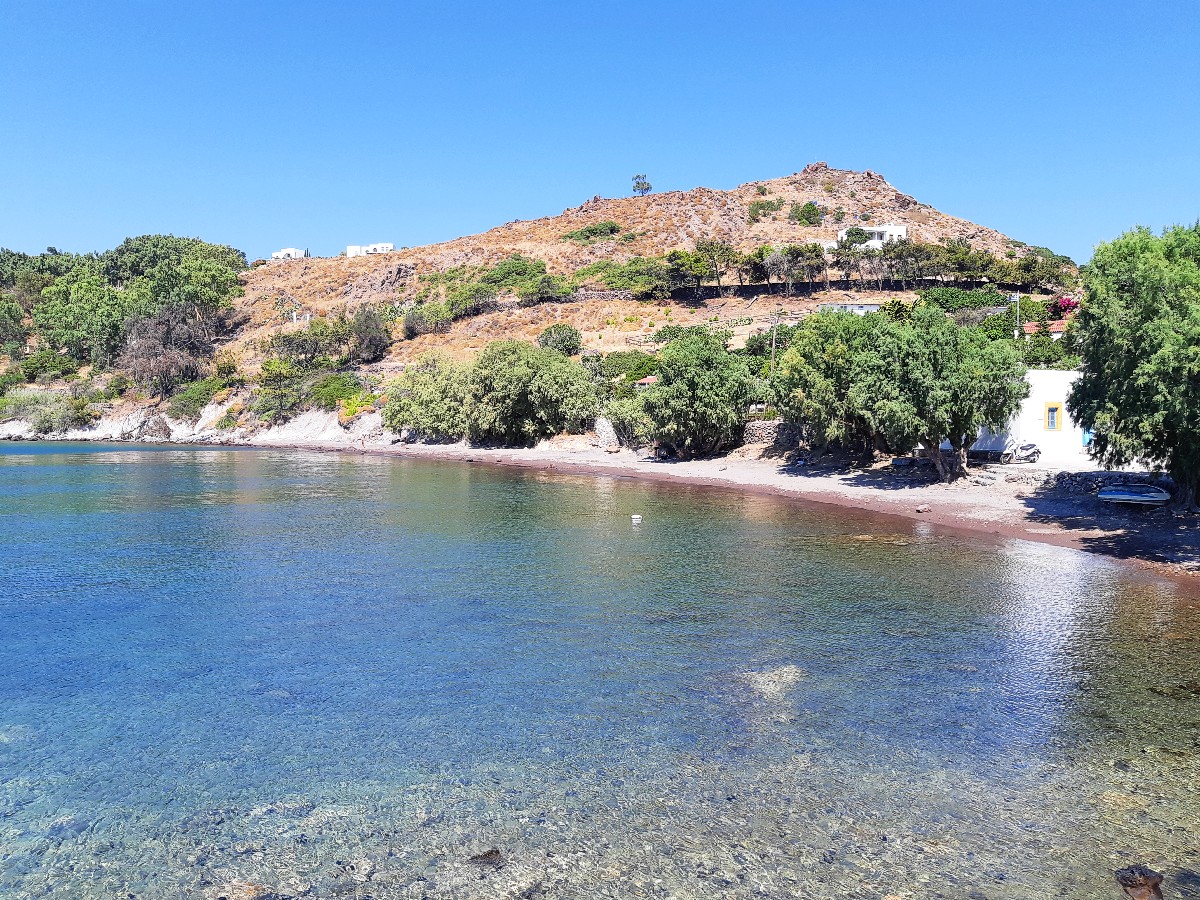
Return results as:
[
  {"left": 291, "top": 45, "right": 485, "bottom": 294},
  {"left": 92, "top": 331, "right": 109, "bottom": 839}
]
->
[{"left": 1020, "top": 476, "right": 1200, "bottom": 570}]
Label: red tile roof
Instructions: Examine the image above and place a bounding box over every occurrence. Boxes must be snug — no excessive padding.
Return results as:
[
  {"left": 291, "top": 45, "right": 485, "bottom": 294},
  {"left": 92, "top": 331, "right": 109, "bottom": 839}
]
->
[{"left": 1023, "top": 319, "right": 1068, "bottom": 335}]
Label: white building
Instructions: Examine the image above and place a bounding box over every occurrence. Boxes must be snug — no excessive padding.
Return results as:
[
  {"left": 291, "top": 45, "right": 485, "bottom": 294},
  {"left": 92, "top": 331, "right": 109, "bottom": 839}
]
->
[
  {"left": 973, "top": 369, "right": 1088, "bottom": 467},
  {"left": 271, "top": 248, "right": 304, "bottom": 260},
  {"left": 818, "top": 300, "right": 886, "bottom": 315},
  {"left": 836, "top": 223, "right": 908, "bottom": 249},
  {"left": 346, "top": 243, "right": 395, "bottom": 258}
]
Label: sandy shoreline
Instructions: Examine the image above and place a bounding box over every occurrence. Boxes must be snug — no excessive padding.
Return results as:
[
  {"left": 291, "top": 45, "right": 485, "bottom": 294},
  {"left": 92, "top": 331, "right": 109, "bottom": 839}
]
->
[{"left": 240, "top": 434, "right": 1200, "bottom": 585}]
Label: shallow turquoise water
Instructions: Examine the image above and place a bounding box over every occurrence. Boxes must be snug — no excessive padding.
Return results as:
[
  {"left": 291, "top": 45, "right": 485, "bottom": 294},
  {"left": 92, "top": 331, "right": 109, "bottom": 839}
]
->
[{"left": 1, "top": 443, "right": 1198, "bottom": 898}]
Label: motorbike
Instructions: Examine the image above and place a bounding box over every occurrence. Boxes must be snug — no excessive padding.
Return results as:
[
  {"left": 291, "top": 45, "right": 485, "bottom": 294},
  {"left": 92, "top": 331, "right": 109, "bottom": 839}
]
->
[{"left": 1000, "top": 440, "right": 1041, "bottom": 464}]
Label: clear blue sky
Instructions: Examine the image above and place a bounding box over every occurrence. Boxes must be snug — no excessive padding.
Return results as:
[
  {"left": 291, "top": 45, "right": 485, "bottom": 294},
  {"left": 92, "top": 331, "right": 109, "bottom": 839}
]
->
[{"left": 2, "top": 0, "right": 1196, "bottom": 264}]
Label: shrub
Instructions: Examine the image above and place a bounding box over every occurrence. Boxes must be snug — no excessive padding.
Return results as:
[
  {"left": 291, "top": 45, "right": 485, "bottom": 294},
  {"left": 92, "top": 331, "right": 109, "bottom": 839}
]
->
[
  {"left": 748, "top": 199, "right": 785, "bottom": 224},
  {"left": 537, "top": 323, "right": 583, "bottom": 356},
  {"left": 20, "top": 349, "right": 80, "bottom": 382},
  {"left": 0, "top": 368, "right": 24, "bottom": 397},
  {"left": 572, "top": 257, "right": 672, "bottom": 300},
  {"left": 600, "top": 350, "right": 658, "bottom": 383},
  {"left": 562, "top": 221, "right": 622, "bottom": 243},
  {"left": 253, "top": 358, "right": 305, "bottom": 424},
  {"left": 918, "top": 287, "right": 1008, "bottom": 311},
  {"left": 350, "top": 305, "right": 392, "bottom": 362},
  {"left": 466, "top": 341, "right": 598, "bottom": 445},
  {"left": 788, "top": 202, "right": 823, "bottom": 226},
  {"left": 168, "top": 376, "right": 226, "bottom": 421},
  {"left": 605, "top": 395, "right": 654, "bottom": 447},
  {"left": 309, "top": 372, "right": 364, "bottom": 410},
  {"left": 516, "top": 274, "right": 571, "bottom": 307},
  {"left": 403, "top": 301, "right": 453, "bottom": 338},
  {"left": 642, "top": 330, "right": 757, "bottom": 458},
  {"left": 381, "top": 353, "right": 470, "bottom": 440}
]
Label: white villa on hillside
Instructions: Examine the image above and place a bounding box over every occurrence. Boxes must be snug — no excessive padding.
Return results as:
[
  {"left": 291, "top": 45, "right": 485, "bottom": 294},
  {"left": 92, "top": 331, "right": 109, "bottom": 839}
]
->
[
  {"left": 346, "top": 243, "right": 395, "bottom": 258},
  {"left": 836, "top": 223, "right": 908, "bottom": 249},
  {"left": 271, "top": 248, "right": 304, "bottom": 260}
]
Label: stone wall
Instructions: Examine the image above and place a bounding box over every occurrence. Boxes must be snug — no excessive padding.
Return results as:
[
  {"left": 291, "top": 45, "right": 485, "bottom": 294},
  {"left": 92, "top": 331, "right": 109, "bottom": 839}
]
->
[{"left": 742, "top": 419, "right": 802, "bottom": 447}]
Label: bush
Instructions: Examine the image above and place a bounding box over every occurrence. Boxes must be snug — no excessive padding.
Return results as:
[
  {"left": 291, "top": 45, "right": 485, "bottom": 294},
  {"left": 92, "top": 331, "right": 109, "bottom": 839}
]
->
[
  {"left": 562, "top": 222, "right": 622, "bottom": 243},
  {"left": 918, "top": 286, "right": 1008, "bottom": 311},
  {"left": 168, "top": 376, "right": 226, "bottom": 421},
  {"left": 253, "top": 358, "right": 305, "bottom": 424},
  {"left": 31, "top": 397, "right": 97, "bottom": 434},
  {"left": 466, "top": 341, "right": 598, "bottom": 445},
  {"left": 381, "top": 353, "right": 470, "bottom": 440},
  {"left": 516, "top": 274, "right": 570, "bottom": 307},
  {"left": 642, "top": 330, "right": 757, "bottom": 458},
  {"left": 605, "top": 395, "right": 653, "bottom": 447},
  {"left": 748, "top": 199, "right": 784, "bottom": 224},
  {"left": 403, "top": 301, "right": 453, "bottom": 339},
  {"left": 20, "top": 349, "right": 80, "bottom": 382},
  {"left": 0, "top": 389, "right": 96, "bottom": 433},
  {"left": 537, "top": 323, "right": 583, "bottom": 355},
  {"left": 309, "top": 372, "right": 364, "bottom": 410},
  {"left": 600, "top": 350, "right": 658, "bottom": 382},
  {"left": 572, "top": 257, "right": 672, "bottom": 300},
  {"left": 788, "top": 201, "right": 823, "bottom": 226},
  {"left": 350, "top": 305, "right": 392, "bottom": 362},
  {"left": 0, "top": 368, "right": 24, "bottom": 397}
]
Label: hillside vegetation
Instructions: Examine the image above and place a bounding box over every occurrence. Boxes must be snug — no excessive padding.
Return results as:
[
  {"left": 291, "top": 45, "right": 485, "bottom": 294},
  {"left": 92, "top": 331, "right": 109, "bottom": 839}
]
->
[{"left": 2, "top": 163, "right": 1097, "bottom": 479}]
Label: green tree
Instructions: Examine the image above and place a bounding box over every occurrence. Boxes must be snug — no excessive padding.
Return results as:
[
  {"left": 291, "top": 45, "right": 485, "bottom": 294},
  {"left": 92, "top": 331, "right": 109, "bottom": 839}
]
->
[
  {"left": 775, "top": 308, "right": 1027, "bottom": 478},
  {"left": 349, "top": 304, "right": 392, "bottom": 362},
  {"left": 665, "top": 250, "right": 709, "bottom": 294},
  {"left": 537, "top": 323, "right": 583, "bottom": 355},
  {"left": 1067, "top": 225, "right": 1200, "bottom": 509},
  {"left": 632, "top": 174, "right": 652, "bottom": 196},
  {"left": 253, "top": 358, "right": 305, "bottom": 424},
  {"left": 33, "top": 272, "right": 151, "bottom": 364},
  {"left": 467, "top": 341, "right": 598, "bottom": 445},
  {"left": 788, "top": 201, "right": 823, "bottom": 226},
  {"left": 642, "top": 330, "right": 757, "bottom": 458},
  {"left": 382, "top": 353, "right": 471, "bottom": 439},
  {"left": 694, "top": 240, "right": 737, "bottom": 292}
]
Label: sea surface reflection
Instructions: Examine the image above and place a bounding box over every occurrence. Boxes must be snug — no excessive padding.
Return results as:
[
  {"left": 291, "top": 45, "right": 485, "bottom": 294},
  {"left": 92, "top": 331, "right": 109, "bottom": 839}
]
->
[{"left": 1, "top": 443, "right": 1197, "bottom": 898}]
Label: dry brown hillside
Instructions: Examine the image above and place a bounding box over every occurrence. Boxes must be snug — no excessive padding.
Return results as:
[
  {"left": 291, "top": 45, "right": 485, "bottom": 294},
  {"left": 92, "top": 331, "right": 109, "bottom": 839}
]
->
[{"left": 228, "top": 162, "right": 1033, "bottom": 367}]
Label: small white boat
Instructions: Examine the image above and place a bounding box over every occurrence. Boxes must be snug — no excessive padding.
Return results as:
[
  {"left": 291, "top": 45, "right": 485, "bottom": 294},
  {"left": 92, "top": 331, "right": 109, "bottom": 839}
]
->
[{"left": 1097, "top": 483, "right": 1172, "bottom": 506}]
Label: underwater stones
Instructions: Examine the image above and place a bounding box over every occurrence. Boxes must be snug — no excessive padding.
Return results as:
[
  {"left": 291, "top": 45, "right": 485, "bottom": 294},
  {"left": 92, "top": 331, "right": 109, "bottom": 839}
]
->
[
  {"left": 1114, "top": 865, "right": 1164, "bottom": 899},
  {"left": 45, "top": 814, "right": 89, "bottom": 840},
  {"left": 210, "top": 881, "right": 268, "bottom": 900},
  {"left": 338, "top": 858, "right": 375, "bottom": 883},
  {"left": 468, "top": 847, "right": 505, "bottom": 869}
]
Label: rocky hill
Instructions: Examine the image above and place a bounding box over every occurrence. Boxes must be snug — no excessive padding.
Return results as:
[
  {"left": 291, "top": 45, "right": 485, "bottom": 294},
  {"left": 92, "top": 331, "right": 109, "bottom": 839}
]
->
[{"left": 229, "top": 163, "right": 1043, "bottom": 365}]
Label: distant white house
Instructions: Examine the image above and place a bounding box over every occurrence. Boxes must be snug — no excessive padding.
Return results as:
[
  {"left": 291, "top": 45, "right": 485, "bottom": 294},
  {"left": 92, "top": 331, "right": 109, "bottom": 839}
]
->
[
  {"left": 836, "top": 223, "right": 908, "bottom": 250},
  {"left": 346, "top": 243, "right": 395, "bottom": 258},
  {"left": 818, "top": 300, "right": 886, "bottom": 315},
  {"left": 271, "top": 248, "right": 304, "bottom": 260}
]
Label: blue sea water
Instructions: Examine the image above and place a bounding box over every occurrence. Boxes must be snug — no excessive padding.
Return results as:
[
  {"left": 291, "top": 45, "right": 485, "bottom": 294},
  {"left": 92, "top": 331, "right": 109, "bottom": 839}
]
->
[{"left": 0, "top": 443, "right": 1198, "bottom": 899}]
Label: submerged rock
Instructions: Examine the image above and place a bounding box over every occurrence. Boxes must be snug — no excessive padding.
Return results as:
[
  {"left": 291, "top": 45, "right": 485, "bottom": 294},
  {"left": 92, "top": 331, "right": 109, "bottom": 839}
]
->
[
  {"left": 1114, "top": 865, "right": 1164, "bottom": 899},
  {"left": 468, "top": 848, "right": 505, "bottom": 869}
]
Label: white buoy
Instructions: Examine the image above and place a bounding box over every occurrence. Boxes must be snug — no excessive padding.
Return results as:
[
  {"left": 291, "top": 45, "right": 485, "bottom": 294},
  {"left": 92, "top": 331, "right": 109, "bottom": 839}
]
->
[{"left": 631, "top": 514, "right": 642, "bottom": 524}]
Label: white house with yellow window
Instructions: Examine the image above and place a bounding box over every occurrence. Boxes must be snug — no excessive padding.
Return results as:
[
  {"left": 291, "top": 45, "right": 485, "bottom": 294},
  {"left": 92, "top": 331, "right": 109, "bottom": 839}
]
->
[
  {"left": 955, "top": 369, "right": 1091, "bottom": 467},
  {"left": 979, "top": 369, "right": 1088, "bottom": 466}
]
